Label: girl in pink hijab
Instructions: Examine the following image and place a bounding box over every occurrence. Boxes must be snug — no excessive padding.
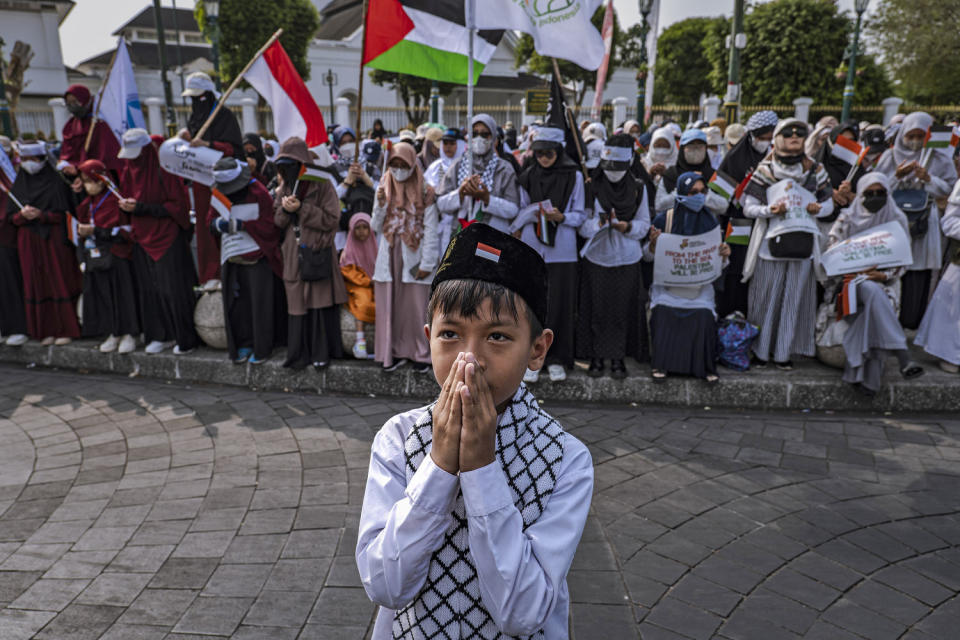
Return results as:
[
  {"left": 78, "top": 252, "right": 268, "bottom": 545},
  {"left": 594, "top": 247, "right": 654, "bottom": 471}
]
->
[{"left": 340, "top": 212, "right": 377, "bottom": 358}]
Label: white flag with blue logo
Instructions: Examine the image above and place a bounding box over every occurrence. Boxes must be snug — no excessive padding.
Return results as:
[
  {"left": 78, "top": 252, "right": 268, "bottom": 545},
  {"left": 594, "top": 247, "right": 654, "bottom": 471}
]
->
[{"left": 94, "top": 38, "right": 146, "bottom": 143}]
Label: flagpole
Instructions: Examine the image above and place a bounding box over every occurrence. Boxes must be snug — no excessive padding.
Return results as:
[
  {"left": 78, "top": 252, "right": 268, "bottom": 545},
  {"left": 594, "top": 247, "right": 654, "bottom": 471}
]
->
[
  {"left": 551, "top": 57, "right": 589, "bottom": 181},
  {"left": 355, "top": 0, "right": 369, "bottom": 157},
  {"left": 466, "top": 0, "right": 475, "bottom": 178},
  {"left": 194, "top": 29, "right": 283, "bottom": 141},
  {"left": 84, "top": 44, "right": 120, "bottom": 152}
]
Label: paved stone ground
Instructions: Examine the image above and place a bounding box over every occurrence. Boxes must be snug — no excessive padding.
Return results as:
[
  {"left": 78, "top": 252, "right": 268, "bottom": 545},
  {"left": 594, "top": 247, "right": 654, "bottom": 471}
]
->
[{"left": 0, "top": 364, "right": 958, "bottom": 639}]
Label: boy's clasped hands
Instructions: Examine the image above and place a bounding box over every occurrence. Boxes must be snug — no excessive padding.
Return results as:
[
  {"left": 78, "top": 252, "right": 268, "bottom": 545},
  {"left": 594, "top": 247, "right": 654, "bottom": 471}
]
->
[{"left": 430, "top": 352, "right": 499, "bottom": 475}]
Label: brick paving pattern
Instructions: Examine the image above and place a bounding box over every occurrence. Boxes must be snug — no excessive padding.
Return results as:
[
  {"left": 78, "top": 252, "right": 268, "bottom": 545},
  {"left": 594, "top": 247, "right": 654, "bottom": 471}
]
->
[{"left": 0, "top": 363, "right": 957, "bottom": 639}]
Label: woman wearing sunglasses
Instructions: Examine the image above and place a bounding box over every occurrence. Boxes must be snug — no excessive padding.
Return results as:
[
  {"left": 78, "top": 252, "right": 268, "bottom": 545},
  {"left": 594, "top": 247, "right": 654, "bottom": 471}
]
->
[
  {"left": 741, "top": 118, "right": 835, "bottom": 370},
  {"left": 825, "top": 174, "right": 924, "bottom": 396}
]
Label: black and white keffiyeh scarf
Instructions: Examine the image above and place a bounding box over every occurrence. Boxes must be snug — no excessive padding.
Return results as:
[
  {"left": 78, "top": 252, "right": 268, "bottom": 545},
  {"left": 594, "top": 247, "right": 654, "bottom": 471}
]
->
[
  {"left": 456, "top": 150, "right": 500, "bottom": 195},
  {"left": 393, "top": 384, "right": 566, "bottom": 640}
]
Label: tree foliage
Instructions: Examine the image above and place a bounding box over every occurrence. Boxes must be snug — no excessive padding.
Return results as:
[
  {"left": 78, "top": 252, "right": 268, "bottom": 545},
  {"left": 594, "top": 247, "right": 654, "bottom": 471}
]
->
[
  {"left": 652, "top": 17, "right": 727, "bottom": 105},
  {"left": 513, "top": 5, "right": 619, "bottom": 108},
  {"left": 367, "top": 71, "right": 456, "bottom": 125},
  {"left": 867, "top": 0, "right": 960, "bottom": 104},
  {"left": 701, "top": 0, "right": 891, "bottom": 106},
  {"left": 194, "top": 0, "right": 319, "bottom": 87}
]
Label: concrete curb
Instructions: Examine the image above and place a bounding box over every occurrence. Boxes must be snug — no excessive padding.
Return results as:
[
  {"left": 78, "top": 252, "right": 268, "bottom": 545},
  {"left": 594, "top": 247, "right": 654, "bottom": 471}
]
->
[{"left": 0, "top": 340, "right": 955, "bottom": 412}]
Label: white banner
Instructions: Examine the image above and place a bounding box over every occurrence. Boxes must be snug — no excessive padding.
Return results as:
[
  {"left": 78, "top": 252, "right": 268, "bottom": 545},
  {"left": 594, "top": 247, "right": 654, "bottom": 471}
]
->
[
  {"left": 94, "top": 38, "right": 146, "bottom": 144},
  {"left": 158, "top": 138, "right": 223, "bottom": 186},
  {"left": 821, "top": 221, "right": 914, "bottom": 277},
  {"left": 653, "top": 227, "right": 724, "bottom": 287},
  {"left": 765, "top": 179, "right": 819, "bottom": 237}
]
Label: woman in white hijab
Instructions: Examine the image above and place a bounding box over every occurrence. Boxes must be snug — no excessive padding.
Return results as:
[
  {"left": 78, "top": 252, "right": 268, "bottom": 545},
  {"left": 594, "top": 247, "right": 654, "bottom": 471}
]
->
[
  {"left": 805, "top": 115, "right": 839, "bottom": 161},
  {"left": 825, "top": 172, "right": 923, "bottom": 396},
  {"left": 641, "top": 127, "right": 677, "bottom": 185},
  {"left": 916, "top": 180, "right": 960, "bottom": 373},
  {"left": 875, "top": 111, "right": 959, "bottom": 329}
]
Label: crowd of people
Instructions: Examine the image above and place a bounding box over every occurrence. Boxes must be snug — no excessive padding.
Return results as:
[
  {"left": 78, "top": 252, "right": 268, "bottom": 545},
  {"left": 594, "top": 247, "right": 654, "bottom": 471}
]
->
[{"left": 2, "top": 70, "right": 959, "bottom": 396}]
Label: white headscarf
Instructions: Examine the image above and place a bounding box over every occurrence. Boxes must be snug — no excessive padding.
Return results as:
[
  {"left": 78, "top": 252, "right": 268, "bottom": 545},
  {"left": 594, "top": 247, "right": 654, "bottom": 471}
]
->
[
  {"left": 875, "top": 111, "right": 957, "bottom": 184},
  {"left": 829, "top": 171, "right": 909, "bottom": 247},
  {"left": 644, "top": 127, "right": 678, "bottom": 168}
]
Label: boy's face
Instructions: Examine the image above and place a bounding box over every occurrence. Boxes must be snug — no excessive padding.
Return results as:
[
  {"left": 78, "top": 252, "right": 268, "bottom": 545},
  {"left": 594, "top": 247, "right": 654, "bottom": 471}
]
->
[{"left": 426, "top": 297, "right": 553, "bottom": 410}]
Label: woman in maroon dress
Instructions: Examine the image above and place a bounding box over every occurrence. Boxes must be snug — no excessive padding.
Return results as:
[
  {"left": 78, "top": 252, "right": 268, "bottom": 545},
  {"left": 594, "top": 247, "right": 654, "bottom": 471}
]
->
[
  {"left": 6, "top": 141, "right": 81, "bottom": 344},
  {"left": 117, "top": 128, "right": 199, "bottom": 355}
]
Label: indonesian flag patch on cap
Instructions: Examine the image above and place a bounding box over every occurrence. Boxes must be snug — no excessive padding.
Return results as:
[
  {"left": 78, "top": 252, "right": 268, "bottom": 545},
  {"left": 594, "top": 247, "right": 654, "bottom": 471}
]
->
[{"left": 475, "top": 242, "right": 501, "bottom": 263}]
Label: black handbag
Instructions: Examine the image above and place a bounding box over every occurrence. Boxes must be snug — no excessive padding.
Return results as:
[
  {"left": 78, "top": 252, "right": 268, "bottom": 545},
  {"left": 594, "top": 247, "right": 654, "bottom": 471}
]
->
[
  {"left": 293, "top": 214, "right": 332, "bottom": 282},
  {"left": 893, "top": 189, "right": 931, "bottom": 238},
  {"left": 768, "top": 231, "right": 814, "bottom": 259},
  {"left": 83, "top": 242, "right": 114, "bottom": 272}
]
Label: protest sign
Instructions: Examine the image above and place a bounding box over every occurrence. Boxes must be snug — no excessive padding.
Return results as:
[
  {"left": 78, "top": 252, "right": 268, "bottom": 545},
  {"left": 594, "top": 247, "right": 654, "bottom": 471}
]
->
[
  {"left": 653, "top": 227, "right": 724, "bottom": 287},
  {"left": 821, "top": 221, "right": 913, "bottom": 277},
  {"left": 765, "top": 179, "right": 819, "bottom": 237},
  {"left": 158, "top": 137, "right": 223, "bottom": 186}
]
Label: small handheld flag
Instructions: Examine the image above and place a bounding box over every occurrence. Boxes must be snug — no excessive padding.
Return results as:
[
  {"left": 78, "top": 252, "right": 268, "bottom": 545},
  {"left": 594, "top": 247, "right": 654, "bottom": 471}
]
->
[
  {"left": 724, "top": 220, "right": 752, "bottom": 246},
  {"left": 0, "top": 182, "right": 25, "bottom": 211},
  {"left": 210, "top": 188, "right": 232, "bottom": 219},
  {"left": 65, "top": 212, "right": 81, "bottom": 246},
  {"left": 708, "top": 171, "right": 737, "bottom": 203},
  {"left": 831, "top": 136, "right": 863, "bottom": 167}
]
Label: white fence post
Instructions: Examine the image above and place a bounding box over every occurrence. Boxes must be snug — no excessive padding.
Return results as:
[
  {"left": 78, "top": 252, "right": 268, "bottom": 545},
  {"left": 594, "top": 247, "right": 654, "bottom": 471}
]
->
[
  {"left": 792, "top": 97, "right": 814, "bottom": 123},
  {"left": 437, "top": 96, "right": 445, "bottom": 127},
  {"left": 335, "top": 97, "right": 351, "bottom": 129},
  {"left": 702, "top": 96, "right": 722, "bottom": 122},
  {"left": 47, "top": 98, "right": 69, "bottom": 139},
  {"left": 145, "top": 97, "right": 165, "bottom": 136},
  {"left": 612, "top": 97, "right": 628, "bottom": 128},
  {"left": 240, "top": 97, "right": 257, "bottom": 134},
  {"left": 882, "top": 97, "right": 904, "bottom": 126}
]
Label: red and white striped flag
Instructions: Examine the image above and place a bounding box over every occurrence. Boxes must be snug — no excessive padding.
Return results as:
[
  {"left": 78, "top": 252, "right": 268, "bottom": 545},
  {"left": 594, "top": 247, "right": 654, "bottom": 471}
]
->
[
  {"left": 831, "top": 136, "right": 863, "bottom": 167},
  {"left": 590, "top": 0, "right": 615, "bottom": 121},
  {"left": 244, "top": 39, "right": 327, "bottom": 147}
]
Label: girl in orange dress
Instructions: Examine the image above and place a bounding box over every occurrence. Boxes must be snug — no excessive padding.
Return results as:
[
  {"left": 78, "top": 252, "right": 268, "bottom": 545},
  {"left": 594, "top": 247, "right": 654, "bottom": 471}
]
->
[{"left": 339, "top": 212, "right": 377, "bottom": 358}]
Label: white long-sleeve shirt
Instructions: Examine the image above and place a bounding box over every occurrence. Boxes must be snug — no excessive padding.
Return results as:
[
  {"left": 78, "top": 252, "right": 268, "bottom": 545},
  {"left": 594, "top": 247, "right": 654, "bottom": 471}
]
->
[
  {"left": 743, "top": 193, "right": 835, "bottom": 262},
  {"left": 578, "top": 192, "right": 651, "bottom": 267},
  {"left": 356, "top": 405, "right": 594, "bottom": 639},
  {"left": 511, "top": 173, "right": 586, "bottom": 264}
]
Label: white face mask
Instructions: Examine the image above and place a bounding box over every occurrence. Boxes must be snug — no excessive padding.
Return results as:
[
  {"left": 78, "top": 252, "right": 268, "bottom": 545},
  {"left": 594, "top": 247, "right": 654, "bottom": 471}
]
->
[
  {"left": 751, "top": 138, "right": 771, "bottom": 154},
  {"left": 603, "top": 170, "right": 626, "bottom": 183},
  {"left": 651, "top": 147, "right": 671, "bottom": 161},
  {"left": 339, "top": 145, "right": 355, "bottom": 161},
  {"left": 471, "top": 136, "right": 492, "bottom": 155},
  {"left": 390, "top": 166, "right": 413, "bottom": 182},
  {"left": 21, "top": 160, "right": 45, "bottom": 175},
  {"left": 904, "top": 138, "right": 923, "bottom": 152},
  {"left": 684, "top": 147, "right": 707, "bottom": 165}
]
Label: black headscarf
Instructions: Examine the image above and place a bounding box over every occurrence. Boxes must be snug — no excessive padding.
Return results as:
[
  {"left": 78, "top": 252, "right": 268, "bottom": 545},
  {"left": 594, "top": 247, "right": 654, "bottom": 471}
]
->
[
  {"left": 243, "top": 133, "right": 266, "bottom": 170},
  {"left": 518, "top": 142, "right": 579, "bottom": 243},
  {"left": 6, "top": 161, "right": 75, "bottom": 239},
  {"left": 591, "top": 135, "right": 642, "bottom": 222},
  {"left": 187, "top": 91, "right": 243, "bottom": 158},
  {"left": 718, "top": 133, "right": 766, "bottom": 184},
  {"left": 662, "top": 140, "right": 714, "bottom": 193}
]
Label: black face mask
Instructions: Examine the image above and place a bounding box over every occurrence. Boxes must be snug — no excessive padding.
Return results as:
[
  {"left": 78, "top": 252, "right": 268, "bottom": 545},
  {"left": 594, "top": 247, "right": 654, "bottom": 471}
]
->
[
  {"left": 863, "top": 195, "right": 887, "bottom": 213},
  {"left": 278, "top": 164, "right": 299, "bottom": 187},
  {"left": 67, "top": 103, "right": 88, "bottom": 117},
  {"left": 191, "top": 95, "right": 211, "bottom": 110}
]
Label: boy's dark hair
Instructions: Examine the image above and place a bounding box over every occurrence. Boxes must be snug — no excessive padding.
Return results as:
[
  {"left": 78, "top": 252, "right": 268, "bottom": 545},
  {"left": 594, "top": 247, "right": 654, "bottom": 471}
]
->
[{"left": 428, "top": 278, "right": 544, "bottom": 340}]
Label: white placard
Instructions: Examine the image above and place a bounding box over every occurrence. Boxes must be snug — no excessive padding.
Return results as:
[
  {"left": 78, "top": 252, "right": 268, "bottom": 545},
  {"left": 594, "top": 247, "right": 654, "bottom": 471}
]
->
[
  {"left": 158, "top": 138, "right": 223, "bottom": 186},
  {"left": 225, "top": 202, "right": 259, "bottom": 222},
  {"left": 821, "top": 221, "right": 914, "bottom": 277},
  {"left": 653, "top": 227, "right": 724, "bottom": 287},
  {"left": 765, "top": 179, "right": 819, "bottom": 237}
]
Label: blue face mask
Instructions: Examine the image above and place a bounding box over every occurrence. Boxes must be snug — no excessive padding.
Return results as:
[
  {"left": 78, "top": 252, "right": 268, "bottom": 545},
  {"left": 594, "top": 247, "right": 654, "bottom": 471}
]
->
[{"left": 677, "top": 192, "right": 706, "bottom": 212}]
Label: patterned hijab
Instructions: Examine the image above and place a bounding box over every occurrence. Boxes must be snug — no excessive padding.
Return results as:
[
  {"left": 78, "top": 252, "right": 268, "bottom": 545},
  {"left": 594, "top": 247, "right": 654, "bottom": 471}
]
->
[{"left": 382, "top": 142, "right": 435, "bottom": 251}]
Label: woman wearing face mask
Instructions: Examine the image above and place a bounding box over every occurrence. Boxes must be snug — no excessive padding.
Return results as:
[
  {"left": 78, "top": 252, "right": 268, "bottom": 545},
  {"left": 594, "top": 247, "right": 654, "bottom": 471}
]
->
[
  {"left": 75, "top": 159, "right": 138, "bottom": 354},
  {"left": 178, "top": 72, "right": 244, "bottom": 291},
  {"left": 875, "top": 111, "right": 959, "bottom": 330},
  {"left": 657, "top": 129, "right": 727, "bottom": 216},
  {"left": 714, "top": 110, "right": 778, "bottom": 318},
  {"left": 7, "top": 142, "right": 82, "bottom": 345},
  {"left": 371, "top": 143, "right": 440, "bottom": 373},
  {"left": 821, "top": 121, "right": 864, "bottom": 222},
  {"left": 336, "top": 139, "right": 379, "bottom": 251},
  {"left": 578, "top": 134, "right": 652, "bottom": 379},
  {"left": 59, "top": 85, "right": 122, "bottom": 186},
  {"left": 916, "top": 179, "right": 960, "bottom": 373},
  {"left": 331, "top": 127, "right": 358, "bottom": 174},
  {"left": 826, "top": 174, "right": 923, "bottom": 395},
  {"left": 511, "top": 126, "right": 585, "bottom": 383},
  {"left": 436, "top": 114, "right": 521, "bottom": 234},
  {"left": 742, "top": 118, "right": 834, "bottom": 370},
  {"left": 642, "top": 128, "right": 678, "bottom": 186},
  {"left": 646, "top": 172, "right": 731, "bottom": 382},
  {"left": 118, "top": 128, "right": 198, "bottom": 356},
  {"left": 424, "top": 128, "right": 464, "bottom": 256},
  {"left": 243, "top": 133, "right": 276, "bottom": 186},
  {"left": 273, "top": 137, "right": 347, "bottom": 370}
]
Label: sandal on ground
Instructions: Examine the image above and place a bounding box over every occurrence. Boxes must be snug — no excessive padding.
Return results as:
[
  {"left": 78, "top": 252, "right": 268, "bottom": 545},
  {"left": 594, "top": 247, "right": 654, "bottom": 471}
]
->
[
  {"left": 939, "top": 360, "right": 959, "bottom": 374},
  {"left": 775, "top": 360, "right": 794, "bottom": 371},
  {"left": 651, "top": 369, "right": 667, "bottom": 382},
  {"left": 705, "top": 374, "right": 719, "bottom": 384},
  {"left": 900, "top": 362, "right": 924, "bottom": 380}
]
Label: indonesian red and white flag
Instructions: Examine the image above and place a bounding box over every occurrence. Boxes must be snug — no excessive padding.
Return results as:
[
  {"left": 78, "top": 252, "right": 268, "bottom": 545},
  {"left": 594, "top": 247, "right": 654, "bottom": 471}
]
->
[
  {"left": 244, "top": 39, "right": 327, "bottom": 147},
  {"left": 831, "top": 135, "right": 863, "bottom": 167},
  {"left": 590, "top": 0, "right": 615, "bottom": 120}
]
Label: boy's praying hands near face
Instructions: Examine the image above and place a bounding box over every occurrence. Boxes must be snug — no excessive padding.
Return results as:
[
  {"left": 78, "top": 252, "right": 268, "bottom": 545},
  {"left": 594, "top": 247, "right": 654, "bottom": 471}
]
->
[{"left": 430, "top": 351, "right": 499, "bottom": 474}]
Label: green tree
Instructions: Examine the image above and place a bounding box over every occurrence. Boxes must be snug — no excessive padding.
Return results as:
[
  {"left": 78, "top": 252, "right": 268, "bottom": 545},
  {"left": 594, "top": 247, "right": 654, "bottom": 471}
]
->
[
  {"left": 702, "top": 0, "right": 892, "bottom": 106},
  {"left": 194, "top": 0, "right": 319, "bottom": 87},
  {"left": 652, "top": 17, "right": 727, "bottom": 105},
  {"left": 513, "top": 5, "right": 620, "bottom": 109},
  {"left": 867, "top": 0, "right": 960, "bottom": 104},
  {"left": 367, "top": 71, "right": 456, "bottom": 125}
]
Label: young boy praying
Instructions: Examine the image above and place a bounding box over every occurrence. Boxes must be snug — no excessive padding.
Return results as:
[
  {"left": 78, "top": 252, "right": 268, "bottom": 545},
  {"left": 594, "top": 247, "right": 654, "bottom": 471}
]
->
[{"left": 356, "top": 223, "right": 594, "bottom": 639}]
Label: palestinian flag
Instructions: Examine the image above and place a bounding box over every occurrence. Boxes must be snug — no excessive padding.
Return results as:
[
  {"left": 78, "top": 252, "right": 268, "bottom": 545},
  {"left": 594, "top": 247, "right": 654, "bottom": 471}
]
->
[
  {"left": 724, "top": 220, "right": 752, "bottom": 246},
  {"left": 925, "top": 124, "right": 959, "bottom": 156},
  {"left": 298, "top": 163, "right": 337, "bottom": 184},
  {"left": 363, "top": 0, "right": 504, "bottom": 84},
  {"left": 708, "top": 170, "right": 737, "bottom": 202}
]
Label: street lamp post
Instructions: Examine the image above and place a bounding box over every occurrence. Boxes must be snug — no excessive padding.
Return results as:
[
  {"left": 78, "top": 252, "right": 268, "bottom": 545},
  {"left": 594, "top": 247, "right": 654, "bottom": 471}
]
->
[
  {"left": 204, "top": 0, "right": 222, "bottom": 91},
  {"left": 152, "top": 0, "right": 177, "bottom": 136},
  {"left": 841, "top": 0, "right": 869, "bottom": 123},
  {"left": 636, "top": 0, "right": 653, "bottom": 126},
  {"left": 723, "top": 0, "right": 745, "bottom": 123}
]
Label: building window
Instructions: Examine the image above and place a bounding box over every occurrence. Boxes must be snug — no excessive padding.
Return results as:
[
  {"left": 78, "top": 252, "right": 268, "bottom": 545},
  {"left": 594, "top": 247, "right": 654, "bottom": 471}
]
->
[
  {"left": 136, "top": 29, "right": 157, "bottom": 41},
  {"left": 182, "top": 33, "right": 207, "bottom": 44}
]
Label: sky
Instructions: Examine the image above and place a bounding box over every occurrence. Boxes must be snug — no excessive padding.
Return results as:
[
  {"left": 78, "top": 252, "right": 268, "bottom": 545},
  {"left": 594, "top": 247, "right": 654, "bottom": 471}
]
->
[{"left": 58, "top": 0, "right": 864, "bottom": 68}]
